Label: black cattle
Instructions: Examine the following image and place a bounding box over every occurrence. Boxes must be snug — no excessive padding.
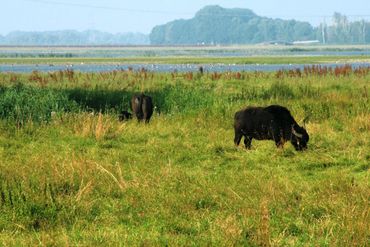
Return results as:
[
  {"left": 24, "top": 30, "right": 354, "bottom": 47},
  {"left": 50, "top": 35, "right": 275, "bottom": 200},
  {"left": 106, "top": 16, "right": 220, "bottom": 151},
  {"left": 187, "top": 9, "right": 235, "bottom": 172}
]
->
[
  {"left": 198, "top": 66, "right": 204, "bottom": 74},
  {"left": 234, "top": 105, "right": 309, "bottom": 151},
  {"left": 118, "top": 110, "right": 132, "bottom": 121},
  {"left": 142, "top": 95, "right": 153, "bottom": 123},
  {"left": 131, "top": 94, "right": 143, "bottom": 120},
  {"left": 131, "top": 93, "right": 153, "bottom": 123}
]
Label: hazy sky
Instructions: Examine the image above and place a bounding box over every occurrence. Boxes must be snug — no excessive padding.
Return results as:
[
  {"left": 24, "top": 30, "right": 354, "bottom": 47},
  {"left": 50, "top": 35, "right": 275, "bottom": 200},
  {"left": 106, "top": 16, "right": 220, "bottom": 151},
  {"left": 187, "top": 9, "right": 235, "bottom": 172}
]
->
[{"left": 1, "top": 0, "right": 369, "bottom": 35}]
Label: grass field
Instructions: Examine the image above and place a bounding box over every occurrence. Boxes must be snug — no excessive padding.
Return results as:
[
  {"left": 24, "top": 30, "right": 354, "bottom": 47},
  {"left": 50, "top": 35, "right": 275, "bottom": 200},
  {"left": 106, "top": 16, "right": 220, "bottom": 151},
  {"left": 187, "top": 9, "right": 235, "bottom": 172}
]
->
[{"left": 0, "top": 66, "right": 369, "bottom": 246}]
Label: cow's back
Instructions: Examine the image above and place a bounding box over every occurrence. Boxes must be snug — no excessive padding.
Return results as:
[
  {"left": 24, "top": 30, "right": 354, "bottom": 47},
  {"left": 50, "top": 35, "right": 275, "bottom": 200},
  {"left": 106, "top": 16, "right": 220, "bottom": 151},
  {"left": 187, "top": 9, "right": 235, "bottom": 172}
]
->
[
  {"left": 264, "top": 105, "right": 296, "bottom": 125},
  {"left": 235, "top": 107, "right": 273, "bottom": 133}
]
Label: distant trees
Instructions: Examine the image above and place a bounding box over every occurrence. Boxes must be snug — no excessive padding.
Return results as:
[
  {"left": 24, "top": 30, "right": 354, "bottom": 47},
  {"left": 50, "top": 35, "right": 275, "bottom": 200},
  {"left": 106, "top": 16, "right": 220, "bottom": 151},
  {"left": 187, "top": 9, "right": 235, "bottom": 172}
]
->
[
  {"left": 0, "top": 30, "right": 150, "bottom": 46},
  {"left": 150, "top": 5, "right": 316, "bottom": 45},
  {"left": 150, "top": 5, "right": 370, "bottom": 45},
  {"left": 1, "top": 6, "right": 369, "bottom": 46},
  {"left": 318, "top": 13, "right": 370, "bottom": 44}
]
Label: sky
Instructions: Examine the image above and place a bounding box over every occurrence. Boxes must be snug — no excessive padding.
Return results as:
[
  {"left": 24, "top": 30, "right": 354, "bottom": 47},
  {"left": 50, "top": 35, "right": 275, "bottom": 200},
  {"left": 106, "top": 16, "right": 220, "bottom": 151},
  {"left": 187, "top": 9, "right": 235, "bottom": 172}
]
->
[{"left": 0, "top": 0, "right": 369, "bottom": 35}]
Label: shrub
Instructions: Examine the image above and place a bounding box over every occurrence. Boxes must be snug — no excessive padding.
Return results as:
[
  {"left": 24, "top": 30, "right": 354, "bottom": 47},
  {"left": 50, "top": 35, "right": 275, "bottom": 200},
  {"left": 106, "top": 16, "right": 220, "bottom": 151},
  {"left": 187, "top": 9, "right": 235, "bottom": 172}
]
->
[{"left": 0, "top": 83, "right": 78, "bottom": 125}]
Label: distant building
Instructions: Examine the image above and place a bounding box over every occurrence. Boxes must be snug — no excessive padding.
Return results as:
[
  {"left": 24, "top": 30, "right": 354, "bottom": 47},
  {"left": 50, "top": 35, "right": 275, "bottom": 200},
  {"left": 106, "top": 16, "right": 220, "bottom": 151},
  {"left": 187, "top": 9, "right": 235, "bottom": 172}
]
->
[{"left": 292, "top": 40, "right": 320, "bottom": 45}]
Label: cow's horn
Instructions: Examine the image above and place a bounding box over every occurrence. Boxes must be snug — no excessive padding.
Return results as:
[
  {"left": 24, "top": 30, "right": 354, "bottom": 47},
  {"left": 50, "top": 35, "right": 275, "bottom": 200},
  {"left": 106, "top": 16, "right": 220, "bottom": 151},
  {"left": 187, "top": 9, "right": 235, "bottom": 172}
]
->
[{"left": 292, "top": 127, "right": 303, "bottom": 138}]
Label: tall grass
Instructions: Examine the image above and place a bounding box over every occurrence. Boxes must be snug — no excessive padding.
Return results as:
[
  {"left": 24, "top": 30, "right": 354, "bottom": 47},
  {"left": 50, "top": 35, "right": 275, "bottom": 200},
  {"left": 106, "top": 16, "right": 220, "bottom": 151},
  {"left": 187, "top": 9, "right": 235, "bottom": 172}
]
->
[
  {"left": 0, "top": 82, "right": 78, "bottom": 126},
  {"left": 0, "top": 66, "right": 369, "bottom": 246}
]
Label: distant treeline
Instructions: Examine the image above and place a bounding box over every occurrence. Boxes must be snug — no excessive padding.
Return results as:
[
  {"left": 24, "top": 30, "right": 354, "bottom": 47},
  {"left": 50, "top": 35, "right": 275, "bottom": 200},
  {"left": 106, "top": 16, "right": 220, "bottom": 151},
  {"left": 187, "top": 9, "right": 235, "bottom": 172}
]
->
[
  {"left": 0, "top": 30, "right": 149, "bottom": 46},
  {"left": 1, "top": 6, "right": 369, "bottom": 46},
  {"left": 150, "top": 5, "right": 370, "bottom": 45}
]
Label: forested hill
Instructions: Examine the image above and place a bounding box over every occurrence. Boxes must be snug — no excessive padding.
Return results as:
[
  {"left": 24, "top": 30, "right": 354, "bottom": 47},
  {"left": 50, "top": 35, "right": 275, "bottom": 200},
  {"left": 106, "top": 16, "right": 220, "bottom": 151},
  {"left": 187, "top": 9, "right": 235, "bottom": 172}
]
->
[
  {"left": 1, "top": 6, "right": 369, "bottom": 46},
  {"left": 150, "top": 5, "right": 370, "bottom": 45},
  {"left": 150, "top": 5, "right": 315, "bottom": 45},
  {"left": 0, "top": 30, "right": 149, "bottom": 46}
]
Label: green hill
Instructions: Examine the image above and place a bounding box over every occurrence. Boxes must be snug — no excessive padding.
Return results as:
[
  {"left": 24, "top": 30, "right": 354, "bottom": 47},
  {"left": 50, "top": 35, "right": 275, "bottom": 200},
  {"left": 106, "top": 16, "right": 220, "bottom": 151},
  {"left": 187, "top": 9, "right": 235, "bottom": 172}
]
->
[{"left": 150, "top": 5, "right": 315, "bottom": 45}]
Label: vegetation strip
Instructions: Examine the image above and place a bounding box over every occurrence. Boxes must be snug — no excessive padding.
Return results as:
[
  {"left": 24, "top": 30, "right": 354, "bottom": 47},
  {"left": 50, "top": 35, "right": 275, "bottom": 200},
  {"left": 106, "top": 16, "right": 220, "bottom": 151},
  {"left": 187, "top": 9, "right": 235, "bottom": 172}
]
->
[
  {"left": 1, "top": 55, "right": 370, "bottom": 65},
  {"left": 0, "top": 66, "right": 369, "bottom": 245}
]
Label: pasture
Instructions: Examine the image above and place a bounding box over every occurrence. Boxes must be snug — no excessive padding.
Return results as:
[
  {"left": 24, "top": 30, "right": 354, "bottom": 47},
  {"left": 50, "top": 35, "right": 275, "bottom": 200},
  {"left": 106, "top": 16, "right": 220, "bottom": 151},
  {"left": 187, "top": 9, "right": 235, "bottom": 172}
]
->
[{"left": 0, "top": 66, "right": 369, "bottom": 246}]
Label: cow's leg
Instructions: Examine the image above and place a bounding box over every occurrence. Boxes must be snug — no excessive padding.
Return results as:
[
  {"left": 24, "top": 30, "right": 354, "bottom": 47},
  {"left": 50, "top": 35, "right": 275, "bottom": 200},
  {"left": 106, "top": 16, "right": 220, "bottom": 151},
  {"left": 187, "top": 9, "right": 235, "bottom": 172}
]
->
[
  {"left": 244, "top": 136, "right": 252, "bottom": 149},
  {"left": 144, "top": 116, "right": 151, "bottom": 123},
  {"left": 272, "top": 127, "right": 284, "bottom": 149},
  {"left": 143, "top": 112, "right": 152, "bottom": 123},
  {"left": 275, "top": 139, "right": 284, "bottom": 149},
  {"left": 234, "top": 130, "right": 243, "bottom": 146},
  {"left": 137, "top": 113, "right": 144, "bottom": 122}
]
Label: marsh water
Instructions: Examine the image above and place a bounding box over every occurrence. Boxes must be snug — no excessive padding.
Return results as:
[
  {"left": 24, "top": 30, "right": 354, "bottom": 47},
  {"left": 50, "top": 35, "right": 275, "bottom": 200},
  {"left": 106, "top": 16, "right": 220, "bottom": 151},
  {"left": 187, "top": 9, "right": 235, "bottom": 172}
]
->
[{"left": 1, "top": 45, "right": 369, "bottom": 73}]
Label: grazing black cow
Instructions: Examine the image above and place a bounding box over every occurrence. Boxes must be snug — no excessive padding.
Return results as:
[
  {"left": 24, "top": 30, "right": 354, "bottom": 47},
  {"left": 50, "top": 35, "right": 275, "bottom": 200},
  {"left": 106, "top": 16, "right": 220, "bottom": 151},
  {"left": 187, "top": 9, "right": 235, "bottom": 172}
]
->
[
  {"left": 131, "top": 93, "right": 154, "bottom": 123},
  {"left": 118, "top": 110, "right": 132, "bottom": 121},
  {"left": 234, "top": 105, "right": 309, "bottom": 151}
]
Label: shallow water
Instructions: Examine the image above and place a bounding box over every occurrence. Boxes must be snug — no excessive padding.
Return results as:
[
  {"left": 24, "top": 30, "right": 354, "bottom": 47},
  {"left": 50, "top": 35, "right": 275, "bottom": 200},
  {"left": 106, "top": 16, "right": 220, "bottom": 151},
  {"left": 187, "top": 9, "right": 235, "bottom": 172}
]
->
[{"left": 1, "top": 62, "right": 370, "bottom": 73}]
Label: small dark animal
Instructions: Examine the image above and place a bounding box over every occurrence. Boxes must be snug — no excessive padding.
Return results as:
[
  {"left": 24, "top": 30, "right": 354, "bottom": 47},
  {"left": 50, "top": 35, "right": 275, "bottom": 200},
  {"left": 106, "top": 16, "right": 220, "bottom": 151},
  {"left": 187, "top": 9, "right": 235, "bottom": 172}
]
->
[
  {"left": 118, "top": 110, "right": 132, "bottom": 121},
  {"left": 131, "top": 93, "right": 154, "bottom": 123},
  {"left": 198, "top": 66, "right": 204, "bottom": 74},
  {"left": 234, "top": 105, "right": 309, "bottom": 151}
]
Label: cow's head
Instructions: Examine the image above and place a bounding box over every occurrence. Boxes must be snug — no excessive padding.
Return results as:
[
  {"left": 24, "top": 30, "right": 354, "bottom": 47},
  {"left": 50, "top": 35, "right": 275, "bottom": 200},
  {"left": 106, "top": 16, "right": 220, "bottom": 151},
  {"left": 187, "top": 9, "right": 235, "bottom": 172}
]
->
[{"left": 291, "top": 125, "right": 309, "bottom": 151}]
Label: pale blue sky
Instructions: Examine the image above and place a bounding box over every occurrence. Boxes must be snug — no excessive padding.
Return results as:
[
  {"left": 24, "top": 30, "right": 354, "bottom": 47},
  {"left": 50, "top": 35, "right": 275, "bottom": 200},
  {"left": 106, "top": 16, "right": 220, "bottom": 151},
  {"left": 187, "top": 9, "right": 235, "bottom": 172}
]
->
[{"left": 1, "top": 0, "right": 369, "bottom": 35}]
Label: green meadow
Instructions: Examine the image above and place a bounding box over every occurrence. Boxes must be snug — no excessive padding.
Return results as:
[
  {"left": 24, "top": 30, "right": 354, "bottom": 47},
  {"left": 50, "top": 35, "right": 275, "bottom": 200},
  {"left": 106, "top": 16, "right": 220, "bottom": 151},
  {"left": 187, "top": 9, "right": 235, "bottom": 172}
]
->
[{"left": 0, "top": 66, "right": 369, "bottom": 246}]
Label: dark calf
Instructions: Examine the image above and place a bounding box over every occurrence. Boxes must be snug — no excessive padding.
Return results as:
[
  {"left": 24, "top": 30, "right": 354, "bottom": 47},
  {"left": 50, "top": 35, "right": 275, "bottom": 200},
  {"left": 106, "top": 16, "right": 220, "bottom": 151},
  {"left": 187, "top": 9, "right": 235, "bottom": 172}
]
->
[{"left": 118, "top": 110, "right": 132, "bottom": 121}]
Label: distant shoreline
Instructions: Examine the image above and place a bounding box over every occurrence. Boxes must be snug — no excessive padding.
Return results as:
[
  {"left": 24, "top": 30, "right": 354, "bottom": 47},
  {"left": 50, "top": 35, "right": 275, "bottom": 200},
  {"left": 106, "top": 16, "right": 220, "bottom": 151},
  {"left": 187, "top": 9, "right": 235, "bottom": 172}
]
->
[
  {"left": 1, "top": 44, "right": 370, "bottom": 66},
  {"left": 1, "top": 44, "right": 370, "bottom": 49}
]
